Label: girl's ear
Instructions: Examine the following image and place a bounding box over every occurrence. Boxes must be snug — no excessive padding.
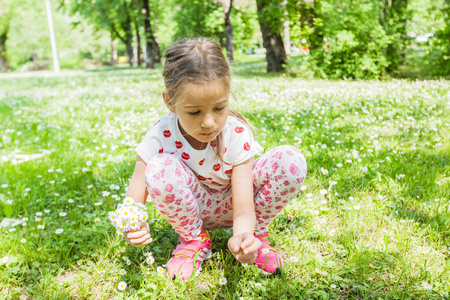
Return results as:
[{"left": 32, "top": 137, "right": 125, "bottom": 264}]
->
[{"left": 162, "top": 91, "right": 175, "bottom": 113}]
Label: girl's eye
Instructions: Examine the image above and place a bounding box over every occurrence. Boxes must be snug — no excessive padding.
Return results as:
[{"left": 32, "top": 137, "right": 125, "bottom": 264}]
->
[
  {"left": 189, "top": 111, "right": 200, "bottom": 115},
  {"left": 215, "top": 106, "right": 225, "bottom": 112}
]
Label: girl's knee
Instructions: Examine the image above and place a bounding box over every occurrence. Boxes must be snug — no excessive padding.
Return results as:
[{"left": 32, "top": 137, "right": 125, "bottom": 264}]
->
[
  {"left": 144, "top": 154, "right": 183, "bottom": 188},
  {"left": 272, "top": 145, "right": 307, "bottom": 180}
]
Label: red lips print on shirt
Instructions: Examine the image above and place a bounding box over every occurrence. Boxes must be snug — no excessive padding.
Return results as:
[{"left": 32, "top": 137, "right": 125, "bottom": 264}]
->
[
  {"left": 175, "top": 141, "right": 183, "bottom": 149},
  {"left": 244, "top": 142, "right": 251, "bottom": 151},
  {"left": 235, "top": 127, "right": 244, "bottom": 133},
  {"left": 199, "top": 158, "right": 205, "bottom": 166},
  {"left": 210, "top": 140, "right": 217, "bottom": 147},
  {"left": 163, "top": 130, "right": 171, "bottom": 138},
  {"left": 181, "top": 152, "right": 190, "bottom": 160},
  {"left": 213, "top": 163, "right": 221, "bottom": 171}
]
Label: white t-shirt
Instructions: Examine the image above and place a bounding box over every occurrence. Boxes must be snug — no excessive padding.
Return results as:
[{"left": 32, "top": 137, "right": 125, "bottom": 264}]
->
[{"left": 136, "top": 113, "right": 263, "bottom": 190}]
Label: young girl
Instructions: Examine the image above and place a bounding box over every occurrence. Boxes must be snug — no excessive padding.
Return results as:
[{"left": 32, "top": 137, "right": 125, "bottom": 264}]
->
[{"left": 122, "top": 38, "right": 307, "bottom": 281}]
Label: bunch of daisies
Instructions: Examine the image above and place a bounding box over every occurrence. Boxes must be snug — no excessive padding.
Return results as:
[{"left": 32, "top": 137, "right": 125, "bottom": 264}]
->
[{"left": 108, "top": 197, "right": 148, "bottom": 234}]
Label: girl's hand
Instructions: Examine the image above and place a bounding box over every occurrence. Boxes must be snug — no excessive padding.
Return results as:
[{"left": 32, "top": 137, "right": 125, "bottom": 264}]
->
[
  {"left": 125, "top": 221, "right": 153, "bottom": 247},
  {"left": 228, "top": 232, "right": 262, "bottom": 264}
]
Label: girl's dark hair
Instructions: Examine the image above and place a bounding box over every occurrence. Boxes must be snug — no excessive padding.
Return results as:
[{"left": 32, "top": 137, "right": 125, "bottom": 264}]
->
[{"left": 162, "top": 37, "right": 250, "bottom": 163}]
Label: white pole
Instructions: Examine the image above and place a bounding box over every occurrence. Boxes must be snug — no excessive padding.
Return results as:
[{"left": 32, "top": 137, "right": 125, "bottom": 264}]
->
[{"left": 45, "top": 0, "right": 60, "bottom": 72}]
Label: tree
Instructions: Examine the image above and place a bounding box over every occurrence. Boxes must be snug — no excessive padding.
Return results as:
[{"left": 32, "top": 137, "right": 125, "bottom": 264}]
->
[
  {"left": 255, "top": 0, "right": 287, "bottom": 72},
  {"left": 0, "top": 0, "right": 11, "bottom": 72},
  {"left": 219, "top": 0, "right": 234, "bottom": 61},
  {"left": 62, "top": 0, "right": 138, "bottom": 66},
  {"left": 432, "top": 0, "right": 450, "bottom": 75},
  {"left": 380, "top": 0, "right": 410, "bottom": 73},
  {"left": 140, "top": 0, "right": 161, "bottom": 68},
  {"left": 174, "top": 0, "right": 223, "bottom": 40}
]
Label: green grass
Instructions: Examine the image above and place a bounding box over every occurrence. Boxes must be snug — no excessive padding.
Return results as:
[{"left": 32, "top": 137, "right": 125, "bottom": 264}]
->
[{"left": 0, "top": 60, "right": 449, "bottom": 299}]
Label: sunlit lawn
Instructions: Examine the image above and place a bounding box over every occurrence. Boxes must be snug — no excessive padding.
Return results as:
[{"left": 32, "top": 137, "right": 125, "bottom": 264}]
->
[{"left": 0, "top": 57, "right": 449, "bottom": 299}]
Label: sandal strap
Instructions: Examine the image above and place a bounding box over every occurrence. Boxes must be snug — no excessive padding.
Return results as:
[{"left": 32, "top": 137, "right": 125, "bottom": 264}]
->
[
  {"left": 259, "top": 243, "right": 277, "bottom": 253},
  {"left": 171, "top": 239, "right": 212, "bottom": 258},
  {"left": 255, "top": 232, "right": 271, "bottom": 244}
]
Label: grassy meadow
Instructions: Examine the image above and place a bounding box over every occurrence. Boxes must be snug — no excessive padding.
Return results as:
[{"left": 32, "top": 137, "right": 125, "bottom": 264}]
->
[{"left": 0, "top": 58, "right": 449, "bottom": 299}]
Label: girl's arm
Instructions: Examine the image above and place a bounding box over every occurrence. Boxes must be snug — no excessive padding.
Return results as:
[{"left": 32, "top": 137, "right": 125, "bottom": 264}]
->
[
  {"left": 231, "top": 157, "right": 256, "bottom": 235},
  {"left": 125, "top": 155, "right": 148, "bottom": 204},
  {"left": 124, "top": 155, "right": 152, "bottom": 246},
  {"left": 228, "top": 157, "right": 262, "bottom": 263}
]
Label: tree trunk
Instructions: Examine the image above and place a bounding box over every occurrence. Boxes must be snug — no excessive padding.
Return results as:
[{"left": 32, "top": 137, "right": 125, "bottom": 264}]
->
[
  {"left": 125, "top": 18, "right": 135, "bottom": 66},
  {"left": 255, "top": 0, "right": 287, "bottom": 72},
  {"left": 0, "top": 31, "right": 9, "bottom": 72},
  {"left": 220, "top": 0, "right": 234, "bottom": 62},
  {"left": 111, "top": 14, "right": 135, "bottom": 66},
  {"left": 299, "top": 0, "right": 321, "bottom": 56},
  {"left": 283, "top": 20, "right": 290, "bottom": 55},
  {"left": 110, "top": 34, "right": 117, "bottom": 65},
  {"left": 142, "top": 0, "right": 161, "bottom": 69},
  {"left": 0, "top": 0, "right": 10, "bottom": 72},
  {"left": 135, "top": 20, "right": 142, "bottom": 66},
  {"left": 282, "top": 0, "right": 290, "bottom": 55}
]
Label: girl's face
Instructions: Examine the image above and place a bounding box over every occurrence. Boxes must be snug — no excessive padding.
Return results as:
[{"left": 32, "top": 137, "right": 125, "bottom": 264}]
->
[{"left": 164, "top": 80, "right": 230, "bottom": 150}]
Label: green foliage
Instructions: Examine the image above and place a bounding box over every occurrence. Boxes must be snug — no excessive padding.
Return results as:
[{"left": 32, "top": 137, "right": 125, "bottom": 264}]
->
[
  {"left": 173, "top": 0, "right": 223, "bottom": 41},
  {"left": 290, "top": 0, "right": 411, "bottom": 79},
  {"left": 3, "top": 0, "right": 110, "bottom": 70},
  {"left": 430, "top": 0, "right": 450, "bottom": 75},
  {"left": 230, "top": 4, "right": 259, "bottom": 50},
  {"left": 256, "top": 0, "right": 285, "bottom": 35}
]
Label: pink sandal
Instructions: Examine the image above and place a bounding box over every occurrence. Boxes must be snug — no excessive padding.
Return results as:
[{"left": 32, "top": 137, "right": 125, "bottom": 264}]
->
[
  {"left": 254, "top": 232, "right": 284, "bottom": 275},
  {"left": 167, "top": 229, "right": 212, "bottom": 281}
]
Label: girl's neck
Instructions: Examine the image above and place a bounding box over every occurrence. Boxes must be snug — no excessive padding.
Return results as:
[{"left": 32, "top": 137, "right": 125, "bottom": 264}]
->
[{"left": 177, "top": 119, "right": 208, "bottom": 150}]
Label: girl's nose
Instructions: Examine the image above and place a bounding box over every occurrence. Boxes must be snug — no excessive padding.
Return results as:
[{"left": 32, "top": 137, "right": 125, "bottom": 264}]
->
[{"left": 202, "top": 113, "right": 215, "bottom": 128}]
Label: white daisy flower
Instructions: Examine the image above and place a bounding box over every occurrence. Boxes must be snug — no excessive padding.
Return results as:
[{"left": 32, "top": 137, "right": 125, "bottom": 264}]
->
[
  {"left": 146, "top": 256, "right": 155, "bottom": 265},
  {"left": 218, "top": 277, "right": 227, "bottom": 285},
  {"left": 117, "top": 281, "right": 127, "bottom": 291},
  {"left": 421, "top": 282, "right": 432, "bottom": 290},
  {"left": 59, "top": 212, "right": 67, "bottom": 217},
  {"left": 55, "top": 228, "right": 64, "bottom": 234},
  {"left": 255, "top": 282, "right": 262, "bottom": 287},
  {"left": 119, "top": 269, "right": 126, "bottom": 275},
  {"left": 289, "top": 256, "right": 298, "bottom": 262},
  {"left": 157, "top": 266, "right": 165, "bottom": 275},
  {"left": 38, "top": 225, "right": 45, "bottom": 229}
]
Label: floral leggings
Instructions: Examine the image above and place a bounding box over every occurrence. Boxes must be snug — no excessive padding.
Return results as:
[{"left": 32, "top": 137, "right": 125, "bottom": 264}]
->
[{"left": 144, "top": 145, "right": 307, "bottom": 241}]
